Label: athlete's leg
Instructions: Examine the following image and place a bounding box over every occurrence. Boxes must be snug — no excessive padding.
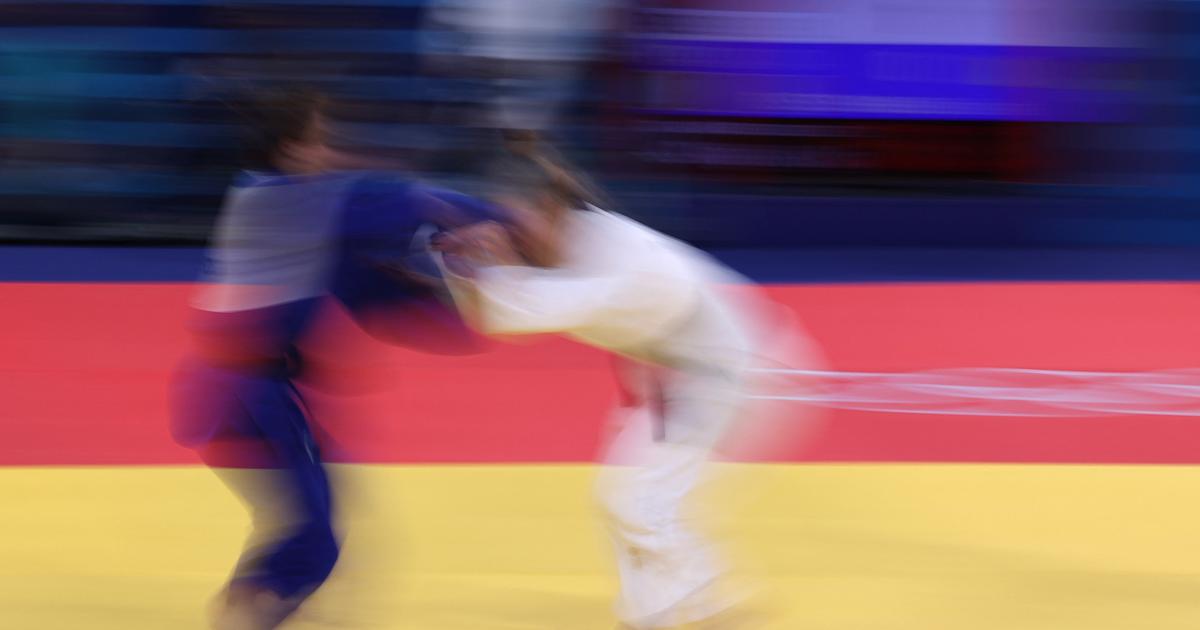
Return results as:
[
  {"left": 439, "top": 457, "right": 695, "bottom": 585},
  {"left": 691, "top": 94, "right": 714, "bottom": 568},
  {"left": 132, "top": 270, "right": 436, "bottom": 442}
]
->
[
  {"left": 596, "top": 362, "right": 749, "bottom": 629},
  {"left": 172, "top": 362, "right": 340, "bottom": 629}
]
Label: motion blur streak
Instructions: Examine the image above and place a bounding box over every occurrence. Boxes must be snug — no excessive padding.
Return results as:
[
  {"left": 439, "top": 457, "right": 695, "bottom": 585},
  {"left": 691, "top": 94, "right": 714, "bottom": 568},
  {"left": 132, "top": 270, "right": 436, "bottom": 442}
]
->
[{"left": 3, "top": 0, "right": 1200, "bottom": 629}]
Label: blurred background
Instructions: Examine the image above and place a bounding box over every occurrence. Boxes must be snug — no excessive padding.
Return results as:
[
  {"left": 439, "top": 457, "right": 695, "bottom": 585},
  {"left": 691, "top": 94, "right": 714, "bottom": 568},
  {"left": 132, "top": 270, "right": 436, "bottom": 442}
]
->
[
  {"left": 1, "top": 0, "right": 1197, "bottom": 252},
  {"left": 5, "top": 2, "right": 1200, "bottom": 629}
]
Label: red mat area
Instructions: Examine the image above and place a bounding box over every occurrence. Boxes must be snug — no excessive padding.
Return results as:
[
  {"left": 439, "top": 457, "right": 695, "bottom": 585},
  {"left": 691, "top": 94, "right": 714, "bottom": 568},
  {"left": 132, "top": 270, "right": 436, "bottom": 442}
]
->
[{"left": 3, "top": 282, "right": 1200, "bottom": 465}]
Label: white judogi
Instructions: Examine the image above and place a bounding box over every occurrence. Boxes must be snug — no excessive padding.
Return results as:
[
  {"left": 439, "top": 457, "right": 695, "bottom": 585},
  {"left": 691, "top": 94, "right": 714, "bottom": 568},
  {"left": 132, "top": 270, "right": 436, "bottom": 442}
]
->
[{"left": 445, "top": 208, "right": 820, "bottom": 628}]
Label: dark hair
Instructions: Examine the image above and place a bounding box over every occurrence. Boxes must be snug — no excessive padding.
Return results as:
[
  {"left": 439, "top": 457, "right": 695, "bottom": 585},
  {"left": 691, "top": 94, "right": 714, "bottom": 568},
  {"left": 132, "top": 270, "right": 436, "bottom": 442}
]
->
[
  {"left": 488, "top": 137, "right": 608, "bottom": 210},
  {"left": 234, "top": 86, "right": 328, "bottom": 171}
]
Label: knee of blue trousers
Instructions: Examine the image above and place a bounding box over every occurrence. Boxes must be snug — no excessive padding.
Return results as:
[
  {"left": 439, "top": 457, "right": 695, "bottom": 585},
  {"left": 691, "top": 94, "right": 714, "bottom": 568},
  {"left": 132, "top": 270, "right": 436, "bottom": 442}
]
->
[
  {"left": 265, "top": 520, "right": 341, "bottom": 598},
  {"left": 301, "top": 521, "right": 341, "bottom": 587}
]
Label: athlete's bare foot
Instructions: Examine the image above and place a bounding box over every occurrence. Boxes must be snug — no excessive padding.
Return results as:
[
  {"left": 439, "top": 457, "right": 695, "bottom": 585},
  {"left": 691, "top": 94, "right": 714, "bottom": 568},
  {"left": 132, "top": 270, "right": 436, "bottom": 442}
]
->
[
  {"left": 615, "top": 605, "right": 768, "bottom": 630},
  {"left": 209, "top": 584, "right": 304, "bottom": 630},
  {"left": 686, "top": 604, "right": 768, "bottom": 628}
]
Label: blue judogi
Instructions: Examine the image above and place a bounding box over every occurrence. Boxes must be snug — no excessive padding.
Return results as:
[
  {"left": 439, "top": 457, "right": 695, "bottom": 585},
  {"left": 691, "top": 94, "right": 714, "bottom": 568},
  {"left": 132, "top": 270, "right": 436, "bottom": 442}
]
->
[{"left": 170, "top": 170, "right": 494, "bottom": 611}]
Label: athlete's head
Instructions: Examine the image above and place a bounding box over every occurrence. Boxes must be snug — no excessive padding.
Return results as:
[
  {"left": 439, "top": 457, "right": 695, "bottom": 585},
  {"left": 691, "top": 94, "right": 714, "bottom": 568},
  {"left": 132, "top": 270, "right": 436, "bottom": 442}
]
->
[
  {"left": 238, "top": 86, "right": 333, "bottom": 175},
  {"left": 488, "top": 135, "right": 598, "bottom": 267}
]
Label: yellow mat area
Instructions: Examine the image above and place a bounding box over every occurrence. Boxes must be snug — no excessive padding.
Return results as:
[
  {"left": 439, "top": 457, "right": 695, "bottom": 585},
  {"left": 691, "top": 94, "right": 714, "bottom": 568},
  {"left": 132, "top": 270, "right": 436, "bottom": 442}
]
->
[{"left": 3, "top": 464, "right": 1200, "bottom": 629}]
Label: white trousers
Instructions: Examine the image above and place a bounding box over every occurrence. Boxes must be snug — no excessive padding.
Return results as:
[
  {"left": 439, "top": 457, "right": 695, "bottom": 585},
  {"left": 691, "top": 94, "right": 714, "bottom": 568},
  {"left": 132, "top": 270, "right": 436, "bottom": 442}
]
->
[
  {"left": 595, "top": 410, "right": 730, "bottom": 628},
  {"left": 594, "top": 316, "right": 824, "bottom": 628},
  {"left": 594, "top": 353, "right": 750, "bottom": 628}
]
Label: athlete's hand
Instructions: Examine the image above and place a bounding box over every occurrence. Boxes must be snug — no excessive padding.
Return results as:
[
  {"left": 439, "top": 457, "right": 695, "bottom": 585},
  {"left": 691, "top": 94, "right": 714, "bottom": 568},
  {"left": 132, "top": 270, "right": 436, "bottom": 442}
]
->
[{"left": 437, "top": 221, "right": 522, "bottom": 267}]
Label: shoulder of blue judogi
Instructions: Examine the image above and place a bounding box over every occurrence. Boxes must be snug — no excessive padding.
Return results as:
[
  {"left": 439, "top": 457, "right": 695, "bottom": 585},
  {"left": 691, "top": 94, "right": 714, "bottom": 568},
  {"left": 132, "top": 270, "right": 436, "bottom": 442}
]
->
[
  {"left": 231, "top": 169, "right": 361, "bottom": 190},
  {"left": 331, "top": 176, "right": 501, "bottom": 291},
  {"left": 409, "top": 184, "right": 507, "bottom": 228},
  {"left": 333, "top": 172, "right": 503, "bottom": 234},
  {"left": 335, "top": 171, "right": 423, "bottom": 236},
  {"left": 328, "top": 174, "right": 436, "bottom": 308}
]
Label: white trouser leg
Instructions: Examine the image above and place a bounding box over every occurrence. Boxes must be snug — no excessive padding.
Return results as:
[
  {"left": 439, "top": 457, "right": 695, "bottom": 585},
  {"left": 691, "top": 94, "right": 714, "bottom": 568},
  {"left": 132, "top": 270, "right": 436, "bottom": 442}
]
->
[{"left": 596, "top": 367, "right": 747, "bottom": 629}]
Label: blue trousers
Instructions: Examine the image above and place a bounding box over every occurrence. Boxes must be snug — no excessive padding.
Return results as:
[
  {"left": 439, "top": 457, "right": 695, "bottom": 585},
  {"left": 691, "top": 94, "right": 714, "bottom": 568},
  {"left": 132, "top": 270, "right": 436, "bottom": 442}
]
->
[{"left": 171, "top": 358, "right": 340, "bottom": 601}]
